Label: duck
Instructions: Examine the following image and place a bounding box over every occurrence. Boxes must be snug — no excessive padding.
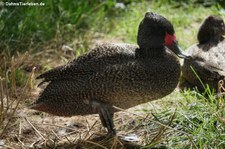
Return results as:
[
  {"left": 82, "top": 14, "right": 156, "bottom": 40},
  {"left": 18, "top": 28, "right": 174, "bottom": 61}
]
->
[
  {"left": 181, "top": 15, "right": 225, "bottom": 93},
  {"left": 30, "top": 12, "right": 187, "bottom": 135}
]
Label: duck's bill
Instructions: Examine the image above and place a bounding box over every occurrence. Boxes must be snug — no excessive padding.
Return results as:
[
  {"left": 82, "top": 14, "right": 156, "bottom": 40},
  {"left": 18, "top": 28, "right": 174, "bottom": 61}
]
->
[
  {"left": 166, "top": 42, "right": 190, "bottom": 59},
  {"left": 223, "top": 35, "right": 225, "bottom": 38}
]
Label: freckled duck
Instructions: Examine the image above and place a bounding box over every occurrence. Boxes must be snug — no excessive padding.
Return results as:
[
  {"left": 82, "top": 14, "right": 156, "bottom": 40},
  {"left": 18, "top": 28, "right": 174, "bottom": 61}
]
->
[
  {"left": 181, "top": 15, "right": 225, "bottom": 93},
  {"left": 30, "top": 12, "right": 187, "bottom": 135}
]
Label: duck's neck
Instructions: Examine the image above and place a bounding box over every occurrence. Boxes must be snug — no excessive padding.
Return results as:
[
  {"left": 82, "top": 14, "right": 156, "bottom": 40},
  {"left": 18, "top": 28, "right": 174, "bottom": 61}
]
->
[{"left": 136, "top": 46, "right": 165, "bottom": 58}]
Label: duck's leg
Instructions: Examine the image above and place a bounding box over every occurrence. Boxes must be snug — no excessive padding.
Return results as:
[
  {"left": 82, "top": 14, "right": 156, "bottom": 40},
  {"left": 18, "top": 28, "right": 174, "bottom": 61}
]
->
[{"left": 88, "top": 99, "right": 116, "bottom": 135}]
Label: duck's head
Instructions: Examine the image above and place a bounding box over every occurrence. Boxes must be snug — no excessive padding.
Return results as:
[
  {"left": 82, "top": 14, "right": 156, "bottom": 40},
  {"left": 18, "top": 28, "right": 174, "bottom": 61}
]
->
[
  {"left": 197, "top": 15, "right": 225, "bottom": 44},
  {"left": 137, "top": 12, "right": 188, "bottom": 58}
]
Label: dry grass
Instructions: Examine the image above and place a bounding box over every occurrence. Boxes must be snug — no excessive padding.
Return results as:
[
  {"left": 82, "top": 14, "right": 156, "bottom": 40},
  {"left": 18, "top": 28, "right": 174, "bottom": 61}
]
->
[
  {"left": 0, "top": 102, "right": 184, "bottom": 148},
  {"left": 0, "top": 53, "right": 35, "bottom": 136}
]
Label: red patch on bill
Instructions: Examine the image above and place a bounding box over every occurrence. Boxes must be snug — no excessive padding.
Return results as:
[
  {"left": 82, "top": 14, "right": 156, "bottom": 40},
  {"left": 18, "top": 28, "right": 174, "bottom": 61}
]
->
[{"left": 165, "top": 32, "right": 176, "bottom": 46}]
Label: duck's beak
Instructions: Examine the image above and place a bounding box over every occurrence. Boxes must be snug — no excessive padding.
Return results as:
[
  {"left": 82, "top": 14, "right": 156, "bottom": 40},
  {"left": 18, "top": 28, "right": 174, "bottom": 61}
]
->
[{"left": 166, "top": 41, "right": 190, "bottom": 59}]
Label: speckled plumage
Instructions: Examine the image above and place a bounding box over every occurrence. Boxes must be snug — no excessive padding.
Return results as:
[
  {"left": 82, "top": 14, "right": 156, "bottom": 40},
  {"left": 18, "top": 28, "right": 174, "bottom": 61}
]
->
[
  {"left": 33, "top": 43, "right": 180, "bottom": 116},
  {"left": 31, "top": 12, "right": 185, "bottom": 134},
  {"left": 181, "top": 15, "right": 225, "bottom": 92}
]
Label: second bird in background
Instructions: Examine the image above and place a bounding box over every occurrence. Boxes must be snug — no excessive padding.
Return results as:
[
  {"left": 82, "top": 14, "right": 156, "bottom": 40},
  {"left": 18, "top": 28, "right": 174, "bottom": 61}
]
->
[{"left": 181, "top": 15, "right": 225, "bottom": 93}]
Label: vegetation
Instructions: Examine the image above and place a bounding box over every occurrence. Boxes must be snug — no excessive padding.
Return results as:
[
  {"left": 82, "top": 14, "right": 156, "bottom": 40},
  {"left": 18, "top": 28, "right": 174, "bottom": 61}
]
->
[{"left": 1, "top": 0, "right": 225, "bottom": 148}]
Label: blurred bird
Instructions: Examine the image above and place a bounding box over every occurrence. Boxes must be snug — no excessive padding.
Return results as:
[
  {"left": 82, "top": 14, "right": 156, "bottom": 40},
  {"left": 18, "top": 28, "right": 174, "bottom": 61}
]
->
[{"left": 181, "top": 15, "right": 225, "bottom": 93}]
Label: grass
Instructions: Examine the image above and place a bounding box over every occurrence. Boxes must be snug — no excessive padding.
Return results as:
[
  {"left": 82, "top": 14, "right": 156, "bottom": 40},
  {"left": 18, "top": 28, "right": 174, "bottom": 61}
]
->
[
  {"left": 146, "top": 90, "right": 225, "bottom": 148},
  {"left": 0, "top": 1, "right": 116, "bottom": 53},
  {"left": 1, "top": 0, "right": 225, "bottom": 148},
  {"left": 108, "top": 2, "right": 224, "bottom": 49}
]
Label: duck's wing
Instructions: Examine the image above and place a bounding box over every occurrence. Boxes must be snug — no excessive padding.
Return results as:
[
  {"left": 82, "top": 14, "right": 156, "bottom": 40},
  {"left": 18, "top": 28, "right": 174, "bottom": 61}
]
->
[
  {"left": 37, "top": 43, "right": 138, "bottom": 85},
  {"left": 183, "top": 56, "right": 224, "bottom": 82},
  {"left": 30, "top": 60, "right": 145, "bottom": 114},
  {"left": 183, "top": 42, "right": 225, "bottom": 81}
]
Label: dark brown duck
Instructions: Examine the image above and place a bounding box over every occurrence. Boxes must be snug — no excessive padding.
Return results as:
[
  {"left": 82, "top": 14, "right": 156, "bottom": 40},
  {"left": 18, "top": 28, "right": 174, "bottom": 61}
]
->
[
  {"left": 181, "top": 15, "right": 225, "bottom": 93},
  {"left": 30, "top": 12, "right": 187, "bottom": 135}
]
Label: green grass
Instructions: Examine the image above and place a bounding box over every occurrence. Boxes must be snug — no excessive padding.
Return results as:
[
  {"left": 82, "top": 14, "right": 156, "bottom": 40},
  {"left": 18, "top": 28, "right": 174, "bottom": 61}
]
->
[
  {"left": 0, "top": 0, "right": 118, "bottom": 54},
  {"left": 108, "top": 2, "right": 223, "bottom": 49},
  {"left": 1, "top": 0, "right": 225, "bottom": 148},
  {"left": 147, "top": 90, "right": 225, "bottom": 148}
]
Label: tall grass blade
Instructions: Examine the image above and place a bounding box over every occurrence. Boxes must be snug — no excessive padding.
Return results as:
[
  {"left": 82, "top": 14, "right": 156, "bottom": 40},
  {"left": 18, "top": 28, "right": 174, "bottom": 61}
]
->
[
  {"left": 0, "top": 67, "right": 35, "bottom": 138},
  {"left": 0, "top": 77, "right": 4, "bottom": 126}
]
